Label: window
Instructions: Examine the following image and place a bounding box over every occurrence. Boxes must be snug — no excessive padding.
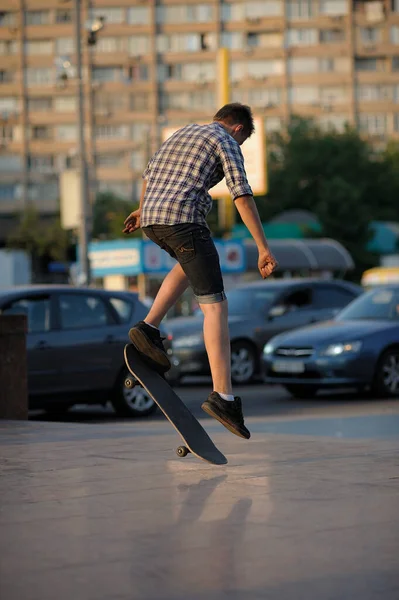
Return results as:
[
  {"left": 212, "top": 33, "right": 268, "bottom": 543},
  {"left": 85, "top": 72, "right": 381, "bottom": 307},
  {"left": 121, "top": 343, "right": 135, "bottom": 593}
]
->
[
  {"left": 0, "top": 155, "right": 22, "bottom": 172},
  {"left": 32, "top": 126, "right": 51, "bottom": 140},
  {"left": 319, "top": 114, "right": 348, "bottom": 132},
  {"left": 0, "top": 70, "right": 14, "bottom": 83},
  {"left": 55, "top": 38, "right": 75, "bottom": 54},
  {"left": 96, "top": 153, "right": 125, "bottom": 167},
  {"left": 131, "top": 123, "right": 149, "bottom": 140},
  {"left": 127, "top": 6, "right": 150, "bottom": 24},
  {"left": 0, "top": 124, "right": 13, "bottom": 142},
  {"left": 180, "top": 62, "right": 215, "bottom": 83},
  {"left": 25, "top": 40, "right": 52, "bottom": 55},
  {"left": 0, "top": 97, "right": 18, "bottom": 113},
  {"left": 28, "top": 97, "right": 52, "bottom": 112},
  {"left": 156, "top": 4, "right": 214, "bottom": 24},
  {"left": 394, "top": 114, "right": 399, "bottom": 132},
  {"left": 319, "top": 0, "right": 348, "bottom": 15},
  {"left": 1, "top": 297, "right": 51, "bottom": 333},
  {"left": 89, "top": 7, "right": 124, "bottom": 23},
  {"left": 247, "top": 59, "right": 284, "bottom": 78},
  {"left": 288, "top": 57, "right": 318, "bottom": 73},
  {"left": 393, "top": 0, "right": 399, "bottom": 12},
  {"left": 56, "top": 125, "right": 77, "bottom": 140},
  {"left": 355, "top": 58, "right": 385, "bottom": 72},
  {"left": 357, "top": 84, "right": 392, "bottom": 102},
  {"left": 26, "top": 68, "right": 53, "bottom": 86},
  {"left": 92, "top": 66, "right": 123, "bottom": 82},
  {"left": 128, "top": 64, "right": 149, "bottom": 81},
  {"left": 0, "top": 40, "right": 18, "bottom": 55},
  {"left": 245, "top": 1, "right": 283, "bottom": 18},
  {"left": 360, "top": 27, "right": 380, "bottom": 44},
  {"left": 130, "top": 93, "right": 150, "bottom": 111},
  {"left": 130, "top": 150, "right": 145, "bottom": 170},
  {"left": 59, "top": 294, "right": 109, "bottom": 330},
  {"left": 25, "top": 11, "right": 50, "bottom": 25},
  {"left": 320, "top": 29, "right": 345, "bottom": 43},
  {"left": 28, "top": 155, "right": 54, "bottom": 173},
  {"left": 248, "top": 88, "right": 281, "bottom": 106},
  {"left": 358, "top": 114, "right": 387, "bottom": 135},
  {"left": 54, "top": 97, "right": 77, "bottom": 112},
  {"left": 94, "top": 93, "right": 127, "bottom": 113},
  {"left": 286, "top": 28, "right": 318, "bottom": 46},
  {"left": 128, "top": 35, "right": 150, "bottom": 56},
  {"left": 320, "top": 86, "right": 347, "bottom": 104},
  {"left": 393, "top": 57, "right": 399, "bottom": 71},
  {"left": 289, "top": 85, "right": 319, "bottom": 104},
  {"left": 160, "top": 91, "right": 215, "bottom": 111},
  {"left": 313, "top": 286, "right": 355, "bottom": 309},
  {"left": 109, "top": 297, "right": 133, "bottom": 322},
  {"left": 220, "top": 32, "right": 244, "bottom": 50},
  {"left": 0, "top": 12, "right": 17, "bottom": 26},
  {"left": 56, "top": 10, "right": 72, "bottom": 23},
  {"left": 287, "top": 1, "right": 313, "bottom": 20},
  {"left": 391, "top": 26, "right": 399, "bottom": 44},
  {"left": 280, "top": 288, "right": 313, "bottom": 311},
  {"left": 95, "top": 37, "right": 125, "bottom": 53},
  {"left": 95, "top": 125, "right": 128, "bottom": 140},
  {"left": 0, "top": 184, "right": 17, "bottom": 201}
]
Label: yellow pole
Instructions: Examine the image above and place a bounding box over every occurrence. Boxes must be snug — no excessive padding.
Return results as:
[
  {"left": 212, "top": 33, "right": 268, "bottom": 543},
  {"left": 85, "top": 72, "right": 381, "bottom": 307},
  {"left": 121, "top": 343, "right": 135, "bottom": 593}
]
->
[{"left": 216, "top": 48, "right": 234, "bottom": 232}]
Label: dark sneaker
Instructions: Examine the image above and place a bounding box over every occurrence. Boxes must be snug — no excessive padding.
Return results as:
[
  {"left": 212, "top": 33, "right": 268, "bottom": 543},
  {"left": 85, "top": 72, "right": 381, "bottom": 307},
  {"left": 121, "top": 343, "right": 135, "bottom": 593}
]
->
[
  {"left": 129, "top": 321, "right": 171, "bottom": 373},
  {"left": 201, "top": 392, "right": 250, "bottom": 439}
]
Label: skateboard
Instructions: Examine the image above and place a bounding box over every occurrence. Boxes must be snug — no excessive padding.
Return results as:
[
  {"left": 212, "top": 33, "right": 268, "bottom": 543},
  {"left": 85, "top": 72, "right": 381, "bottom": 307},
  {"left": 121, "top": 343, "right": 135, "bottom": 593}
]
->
[{"left": 124, "top": 344, "right": 227, "bottom": 465}]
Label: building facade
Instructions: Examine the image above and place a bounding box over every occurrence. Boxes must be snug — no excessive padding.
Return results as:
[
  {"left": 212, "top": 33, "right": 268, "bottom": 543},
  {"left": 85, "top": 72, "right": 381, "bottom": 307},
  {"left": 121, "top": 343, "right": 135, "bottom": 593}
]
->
[{"left": 0, "top": 0, "right": 399, "bottom": 229}]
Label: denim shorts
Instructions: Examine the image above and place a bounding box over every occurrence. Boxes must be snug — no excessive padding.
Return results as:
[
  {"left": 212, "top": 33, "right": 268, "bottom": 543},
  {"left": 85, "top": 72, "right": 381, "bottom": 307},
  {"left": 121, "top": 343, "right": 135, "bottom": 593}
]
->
[{"left": 142, "top": 223, "right": 226, "bottom": 304}]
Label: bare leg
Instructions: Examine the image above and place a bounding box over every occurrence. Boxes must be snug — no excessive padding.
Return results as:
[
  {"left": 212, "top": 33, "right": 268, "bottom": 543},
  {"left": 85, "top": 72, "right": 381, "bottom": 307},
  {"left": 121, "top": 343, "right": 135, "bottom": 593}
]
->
[
  {"left": 144, "top": 263, "right": 189, "bottom": 327},
  {"left": 200, "top": 299, "right": 232, "bottom": 395}
]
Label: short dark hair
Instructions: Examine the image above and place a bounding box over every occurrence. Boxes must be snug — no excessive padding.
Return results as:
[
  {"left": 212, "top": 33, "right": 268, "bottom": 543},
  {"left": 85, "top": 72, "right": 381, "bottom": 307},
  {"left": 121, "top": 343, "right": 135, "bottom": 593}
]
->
[{"left": 213, "top": 103, "right": 255, "bottom": 137}]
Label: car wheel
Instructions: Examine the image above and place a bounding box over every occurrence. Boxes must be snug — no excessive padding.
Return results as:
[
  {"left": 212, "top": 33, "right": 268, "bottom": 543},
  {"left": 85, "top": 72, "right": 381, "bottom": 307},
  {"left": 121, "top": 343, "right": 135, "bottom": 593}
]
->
[
  {"left": 231, "top": 341, "right": 257, "bottom": 385},
  {"left": 285, "top": 384, "right": 319, "bottom": 399},
  {"left": 372, "top": 348, "right": 399, "bottom": 398},
  {"left": 111, "top": 367, "right": 157, "bottom": 417}
]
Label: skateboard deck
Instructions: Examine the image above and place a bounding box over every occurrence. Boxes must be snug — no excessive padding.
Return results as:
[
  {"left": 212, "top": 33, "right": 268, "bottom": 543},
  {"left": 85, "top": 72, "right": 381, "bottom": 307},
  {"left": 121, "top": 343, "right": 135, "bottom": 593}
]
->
[{"left": 124, "top": 344, "right": 227, "bottom": 465}]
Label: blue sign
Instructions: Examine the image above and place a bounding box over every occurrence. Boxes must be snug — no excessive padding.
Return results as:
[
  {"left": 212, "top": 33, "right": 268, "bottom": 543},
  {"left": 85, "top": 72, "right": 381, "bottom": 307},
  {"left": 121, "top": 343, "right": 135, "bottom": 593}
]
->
[{"left": 88, "top": 238, "right": 246, "bottom": 277}]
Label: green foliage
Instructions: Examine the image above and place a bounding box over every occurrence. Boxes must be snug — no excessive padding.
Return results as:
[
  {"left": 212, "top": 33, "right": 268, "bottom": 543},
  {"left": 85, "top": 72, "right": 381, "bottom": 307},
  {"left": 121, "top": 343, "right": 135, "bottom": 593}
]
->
[
  {"left": 92, "top": 191, "right": 139, "bottom": 240},
  {"left": 7, "top": 206, "right": 71, "bottom": 270},
  {"left": 254, "top": 117, "right": 399, "bottom": 279}
]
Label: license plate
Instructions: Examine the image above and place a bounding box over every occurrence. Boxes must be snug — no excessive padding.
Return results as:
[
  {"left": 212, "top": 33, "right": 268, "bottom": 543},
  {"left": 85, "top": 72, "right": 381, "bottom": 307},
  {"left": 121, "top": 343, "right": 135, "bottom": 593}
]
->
[{"left": 272, "top": 360, "right": 305, "bottom": 374}]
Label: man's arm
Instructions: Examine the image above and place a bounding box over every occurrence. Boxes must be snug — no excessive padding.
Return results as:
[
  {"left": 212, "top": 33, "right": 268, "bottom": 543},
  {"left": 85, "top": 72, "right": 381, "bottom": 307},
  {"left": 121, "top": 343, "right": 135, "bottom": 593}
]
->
[
  {"left": 123, "top": 179, "right": 147, "bottom": 234},
  {"left": 234, "top": 195, "right": 278, "bottom": 278}
]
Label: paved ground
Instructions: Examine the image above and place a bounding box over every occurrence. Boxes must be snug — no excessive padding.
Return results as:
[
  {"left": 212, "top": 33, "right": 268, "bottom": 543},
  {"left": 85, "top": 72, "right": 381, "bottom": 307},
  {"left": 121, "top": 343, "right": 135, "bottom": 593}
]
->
[{"left": 1, "top": 400, "right": 399, "bottom": 600}]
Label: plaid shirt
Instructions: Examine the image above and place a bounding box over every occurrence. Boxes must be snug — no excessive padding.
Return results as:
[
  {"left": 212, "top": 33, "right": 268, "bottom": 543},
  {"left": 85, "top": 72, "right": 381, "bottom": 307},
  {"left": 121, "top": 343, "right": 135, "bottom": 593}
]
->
[{"left": 141, "top": 122, "right": 253, "bottom": 227}]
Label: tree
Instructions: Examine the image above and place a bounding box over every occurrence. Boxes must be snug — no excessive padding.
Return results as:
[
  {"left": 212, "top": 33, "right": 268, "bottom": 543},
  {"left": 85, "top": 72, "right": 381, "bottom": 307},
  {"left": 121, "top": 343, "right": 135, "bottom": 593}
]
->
[
  {"left": 256, "top": 117, "right": 399, "bottom": 279},
  {"left": 92, "top": 191, "right": 138, "bottom": 240},
  {"left": 6, "top": 206, "right": 72, "bottom": 275}
]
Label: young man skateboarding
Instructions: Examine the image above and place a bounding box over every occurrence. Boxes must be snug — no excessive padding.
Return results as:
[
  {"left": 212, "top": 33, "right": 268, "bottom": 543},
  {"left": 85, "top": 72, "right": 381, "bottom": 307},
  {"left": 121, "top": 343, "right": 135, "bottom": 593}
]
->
[{"left": 123, "top": 103, "right": 277, "bottom": 440}]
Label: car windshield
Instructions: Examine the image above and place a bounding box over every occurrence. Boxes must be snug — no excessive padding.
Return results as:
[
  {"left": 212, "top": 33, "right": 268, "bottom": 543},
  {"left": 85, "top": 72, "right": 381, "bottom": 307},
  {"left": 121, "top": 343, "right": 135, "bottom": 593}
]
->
[{"left": 337, "top": 288, "right": 399, "bottom": 321}]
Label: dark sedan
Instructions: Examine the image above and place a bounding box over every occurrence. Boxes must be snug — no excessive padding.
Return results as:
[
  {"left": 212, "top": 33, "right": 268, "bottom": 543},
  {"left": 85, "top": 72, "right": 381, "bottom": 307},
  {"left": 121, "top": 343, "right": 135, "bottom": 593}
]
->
[
  {"left": 262, "top": 285, "right": 399, "bottom": 398},
  {"left": 166, "top": 278, "right": 362, "bottom": 384},
  {"left": 0, "top": 285, "right": 174, "bottom": 417}
]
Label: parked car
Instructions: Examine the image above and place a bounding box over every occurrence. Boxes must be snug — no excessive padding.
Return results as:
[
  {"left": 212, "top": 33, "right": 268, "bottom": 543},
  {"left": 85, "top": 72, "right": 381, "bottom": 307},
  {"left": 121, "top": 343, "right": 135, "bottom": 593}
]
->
[
  {"left": 0, "top": 285, "right": 175, "bottom": 417},
  {"left": 166, "top": 278, "right": 362, "bottom": 385},
  {"left": 262, "top": 285, "right": 399, "bottom": 398}
]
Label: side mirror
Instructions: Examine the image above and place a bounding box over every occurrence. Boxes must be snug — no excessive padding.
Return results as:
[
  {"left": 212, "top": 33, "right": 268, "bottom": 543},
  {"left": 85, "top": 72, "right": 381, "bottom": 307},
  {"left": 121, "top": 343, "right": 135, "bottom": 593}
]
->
[{"left": 268, "top": 305, "right": 287, "bottom": 319}]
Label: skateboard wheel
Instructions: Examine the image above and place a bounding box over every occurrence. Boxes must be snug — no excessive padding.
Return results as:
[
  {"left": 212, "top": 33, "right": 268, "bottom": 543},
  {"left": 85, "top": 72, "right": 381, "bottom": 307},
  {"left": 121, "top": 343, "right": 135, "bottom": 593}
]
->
[{"left": 176, "top": 446, "right": 190, "bottom": 458}]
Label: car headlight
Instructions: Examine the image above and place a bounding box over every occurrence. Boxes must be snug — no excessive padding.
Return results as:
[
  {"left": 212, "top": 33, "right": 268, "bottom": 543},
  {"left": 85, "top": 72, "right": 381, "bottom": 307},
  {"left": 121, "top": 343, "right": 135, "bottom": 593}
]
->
[
  {"left": 263, "top": 342, "right": 275, "bottom": 355},
  {"left": 320, "top": 341, "right": 362, "bottom": 357},
  {"left": 173, "top": 333, "right": 204, "bottom": 348}
]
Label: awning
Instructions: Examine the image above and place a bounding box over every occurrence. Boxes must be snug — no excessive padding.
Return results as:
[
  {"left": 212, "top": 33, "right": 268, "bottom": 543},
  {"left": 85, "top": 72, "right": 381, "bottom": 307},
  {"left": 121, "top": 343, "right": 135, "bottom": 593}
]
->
[{"left": 244, "top": 238, "right": 354, "bottom": 272}]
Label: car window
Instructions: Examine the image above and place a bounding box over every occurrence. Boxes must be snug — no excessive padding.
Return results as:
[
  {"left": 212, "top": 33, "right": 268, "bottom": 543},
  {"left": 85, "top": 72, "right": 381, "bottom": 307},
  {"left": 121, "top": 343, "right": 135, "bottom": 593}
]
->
[
  {"left": 59, "top": 294, "right": 109, "bottom": 330},
  {"left": 109, "top": 297, "right": 133, "bottom": 322},
  {"left": 279, "top": 288, "right": 313, "bottom": 311},
  {"left": 337, "top": 288, "right": 399, "bottom": 321},
  {"left": 0, "top": 296, "right": 51, "bottom": 333},
  {"left": 226, "top": 288, "right": 280, "bottom": 315},
  {"left": 312, "top": 286, "right": 355, "bottom": 309}
]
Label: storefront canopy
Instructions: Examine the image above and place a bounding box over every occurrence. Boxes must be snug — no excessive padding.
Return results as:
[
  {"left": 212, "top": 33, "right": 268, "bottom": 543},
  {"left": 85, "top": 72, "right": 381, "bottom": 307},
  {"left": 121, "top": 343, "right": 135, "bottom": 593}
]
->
[{"left": 245, "top": 238, "right": 354, "bottom": 272}]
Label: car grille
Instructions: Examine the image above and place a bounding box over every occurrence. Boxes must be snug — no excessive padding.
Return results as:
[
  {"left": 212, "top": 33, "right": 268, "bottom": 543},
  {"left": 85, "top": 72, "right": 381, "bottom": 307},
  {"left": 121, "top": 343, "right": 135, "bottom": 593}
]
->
[{"left": 275, "top": 347, "right": 314, "bottom": 358}]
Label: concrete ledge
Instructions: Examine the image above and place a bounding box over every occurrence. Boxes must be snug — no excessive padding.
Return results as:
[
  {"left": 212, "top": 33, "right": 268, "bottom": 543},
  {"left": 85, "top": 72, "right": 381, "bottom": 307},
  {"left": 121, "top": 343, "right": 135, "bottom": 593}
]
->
[{"left": 0, "top": 417, "right": 398, "bottom": 600}]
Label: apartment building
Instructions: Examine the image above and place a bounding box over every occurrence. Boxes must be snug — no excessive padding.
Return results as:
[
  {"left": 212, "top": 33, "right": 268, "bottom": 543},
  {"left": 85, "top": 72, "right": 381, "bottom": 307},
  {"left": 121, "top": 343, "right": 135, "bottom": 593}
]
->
[{"left": 0, "top": 0, "right": 399, "bottom": 231}]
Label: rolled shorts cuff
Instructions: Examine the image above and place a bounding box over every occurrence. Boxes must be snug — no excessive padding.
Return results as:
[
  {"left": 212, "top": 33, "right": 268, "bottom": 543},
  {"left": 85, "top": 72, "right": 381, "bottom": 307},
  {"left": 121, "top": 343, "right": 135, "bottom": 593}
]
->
[{"left": 195, "top": 291, "right": 226, "bottom": 305}]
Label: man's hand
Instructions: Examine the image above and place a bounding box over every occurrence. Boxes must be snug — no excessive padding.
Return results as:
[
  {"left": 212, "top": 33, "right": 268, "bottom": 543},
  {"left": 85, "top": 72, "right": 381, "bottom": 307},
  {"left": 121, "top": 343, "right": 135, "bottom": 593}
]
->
[
  {"left": 258, "top": 248, "right": 278, "bottom": 279},
  {"left": 123, "top": 209, "right": 141, "bottom": 234}
]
